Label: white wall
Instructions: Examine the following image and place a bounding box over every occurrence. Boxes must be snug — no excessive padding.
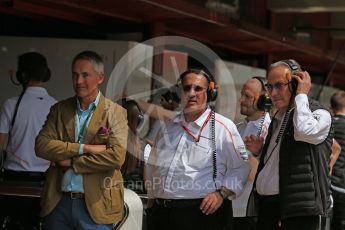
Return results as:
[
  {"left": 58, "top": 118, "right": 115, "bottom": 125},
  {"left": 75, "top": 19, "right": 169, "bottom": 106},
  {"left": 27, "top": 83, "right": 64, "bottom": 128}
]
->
[{"left": 0, "top": 36, "right": 153, "bottom": 105}]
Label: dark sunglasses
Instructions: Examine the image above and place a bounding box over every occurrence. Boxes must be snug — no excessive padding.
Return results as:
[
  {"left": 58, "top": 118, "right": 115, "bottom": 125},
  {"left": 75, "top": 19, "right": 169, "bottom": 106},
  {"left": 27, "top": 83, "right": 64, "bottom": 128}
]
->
[{"left": 182, "top": 85, "right": 207, "bottom": 92}]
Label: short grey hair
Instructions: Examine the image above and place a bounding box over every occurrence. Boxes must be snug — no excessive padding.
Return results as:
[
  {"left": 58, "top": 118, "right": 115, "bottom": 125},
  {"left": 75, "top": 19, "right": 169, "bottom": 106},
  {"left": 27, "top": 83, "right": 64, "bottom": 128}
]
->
[{"left": 72, "top": 50, "right": 104, "bottom": 74}]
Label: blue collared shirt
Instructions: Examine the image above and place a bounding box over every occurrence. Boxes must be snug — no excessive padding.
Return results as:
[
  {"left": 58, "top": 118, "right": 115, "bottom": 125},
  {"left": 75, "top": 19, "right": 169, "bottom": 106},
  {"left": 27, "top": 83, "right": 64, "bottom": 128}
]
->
[{"left": 61, "top": 91, "right": 101, "bottom": 193}]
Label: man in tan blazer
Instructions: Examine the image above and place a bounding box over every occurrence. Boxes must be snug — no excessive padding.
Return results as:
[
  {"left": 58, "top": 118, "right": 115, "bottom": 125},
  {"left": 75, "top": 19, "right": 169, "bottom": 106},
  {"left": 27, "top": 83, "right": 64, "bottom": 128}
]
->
[{"left": 35, "top": 50, "right": 128, "bottom": 230}]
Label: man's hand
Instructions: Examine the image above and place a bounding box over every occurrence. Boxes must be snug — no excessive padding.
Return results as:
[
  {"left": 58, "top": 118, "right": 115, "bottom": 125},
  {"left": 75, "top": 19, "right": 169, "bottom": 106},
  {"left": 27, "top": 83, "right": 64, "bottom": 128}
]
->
[
  {"left": 84, "top": 144, "right": 106, "bottom": 154},
  {"left": 52, "top": 159, "right": 72, "bottom": 172},
  {"left": 200, "top": 191, "right": 223, "bottom": 215},
  {"left": 244, "top": 135, "right": 264, "bottom": 156},
  {"left": 294, "top": 71, "right": 311, "bottom": 95},
  {"left": 57, "top": 159, "right": 72, "bottom": 167}
]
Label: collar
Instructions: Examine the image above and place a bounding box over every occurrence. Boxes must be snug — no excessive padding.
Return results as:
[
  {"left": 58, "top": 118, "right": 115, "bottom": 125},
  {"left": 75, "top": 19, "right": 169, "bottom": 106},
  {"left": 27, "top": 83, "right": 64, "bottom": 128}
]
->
[
  {"left": 249, "top": 113, "right": 267, "bottom": 128},
  {"left": 76, "top": 90, "right": 101, "bottom": 113},
  {"left": 25, "top": 86, "right": 48, "bottom": 95},
  {"left": 173, "top": 108, "right": 211, "bottom": 128}
]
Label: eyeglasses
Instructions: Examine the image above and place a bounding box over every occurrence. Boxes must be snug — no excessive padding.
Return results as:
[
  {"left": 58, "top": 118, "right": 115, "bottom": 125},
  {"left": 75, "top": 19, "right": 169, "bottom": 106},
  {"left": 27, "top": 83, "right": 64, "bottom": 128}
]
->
[
  {"left": 265, "top": 82, "right": 290, "bottom": 93},
  {"left": 182, "top": 85, "right": 207, "bottom": 92}
]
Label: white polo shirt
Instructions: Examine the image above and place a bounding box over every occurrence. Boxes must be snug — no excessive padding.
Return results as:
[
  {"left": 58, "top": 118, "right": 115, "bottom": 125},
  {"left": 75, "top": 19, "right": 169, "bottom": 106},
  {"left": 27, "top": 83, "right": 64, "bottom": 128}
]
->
[
  {"left": 0, "top": 87, "right": 56, "bottom": 172},
  {"left": 232, "top": 113, "right": 271, "bottom": 217}
]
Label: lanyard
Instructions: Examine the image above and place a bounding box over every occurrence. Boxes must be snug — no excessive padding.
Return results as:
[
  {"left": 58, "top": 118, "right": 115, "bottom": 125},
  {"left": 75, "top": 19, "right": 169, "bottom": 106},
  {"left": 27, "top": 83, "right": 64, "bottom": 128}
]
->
[
  {"left": 77, "top": 104, "right": 96, "bottom": 143},
  {"left": 182, "top": 111, "right": 212, "bottom": 142}
]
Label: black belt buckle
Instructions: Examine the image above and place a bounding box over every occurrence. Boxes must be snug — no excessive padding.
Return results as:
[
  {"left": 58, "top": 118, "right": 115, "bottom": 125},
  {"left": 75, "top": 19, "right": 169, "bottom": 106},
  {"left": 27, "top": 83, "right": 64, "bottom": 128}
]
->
[
  {"left": 155, "top": 198, "right": 201, "bottom": 208},
  {"left": 156, "top": 199, "right": 173, "bottom": 208},
  {"left": 65, "top": 192, "right": 84, "bottom": 199},
  {"left": 162, "top": 199, "right": 173, "bottom": 208},
  {"left": 158, "top": 199, "right": 171, "bottom": 208}
]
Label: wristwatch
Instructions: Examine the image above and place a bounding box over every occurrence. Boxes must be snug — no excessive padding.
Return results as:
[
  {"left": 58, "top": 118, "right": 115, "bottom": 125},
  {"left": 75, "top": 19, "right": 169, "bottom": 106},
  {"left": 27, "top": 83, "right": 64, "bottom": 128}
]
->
[{"left": 217, "top": 189, "right": 228, "bottom": 200}]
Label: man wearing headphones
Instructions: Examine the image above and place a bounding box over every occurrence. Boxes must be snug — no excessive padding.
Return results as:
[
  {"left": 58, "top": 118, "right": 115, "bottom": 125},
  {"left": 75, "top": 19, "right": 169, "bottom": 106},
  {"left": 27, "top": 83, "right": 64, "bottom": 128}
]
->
[
  {"left": 0, "top": 52, "right": 56, "bottom": 229},
  {"left": 246, "top": 60, "right": 333, "bottom": 230},
  {"left": 145, "top": 69, "right": 250, "bottom": 230},
  {"left": 233, "top": 77, "right": 271, "bottom": 230}
]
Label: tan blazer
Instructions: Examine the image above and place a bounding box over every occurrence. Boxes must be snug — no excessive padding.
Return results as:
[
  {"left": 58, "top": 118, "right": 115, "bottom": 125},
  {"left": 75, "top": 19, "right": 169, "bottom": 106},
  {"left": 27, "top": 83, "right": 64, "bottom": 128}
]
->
[{"left": 35, "top": 95, "right": 128, "bottom": 224}]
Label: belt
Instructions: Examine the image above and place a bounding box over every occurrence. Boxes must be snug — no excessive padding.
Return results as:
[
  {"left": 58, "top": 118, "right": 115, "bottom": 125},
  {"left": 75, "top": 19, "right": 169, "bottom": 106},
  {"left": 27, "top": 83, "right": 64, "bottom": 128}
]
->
[
  {"left": 63, "top": 192, "right": 85, "bottom": 199},
  {"left": 155, "top": 198, "right": 202, "bottom": 208}
]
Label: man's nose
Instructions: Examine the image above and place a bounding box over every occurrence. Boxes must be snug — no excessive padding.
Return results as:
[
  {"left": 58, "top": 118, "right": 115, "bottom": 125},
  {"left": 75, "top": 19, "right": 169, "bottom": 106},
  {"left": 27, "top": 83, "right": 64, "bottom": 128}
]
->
[
  {"left": 187, "top": 88, "right": 197, "bottom": 96},
  {"left": 74, "top": 74, "right": 83, "bottom": 84}
]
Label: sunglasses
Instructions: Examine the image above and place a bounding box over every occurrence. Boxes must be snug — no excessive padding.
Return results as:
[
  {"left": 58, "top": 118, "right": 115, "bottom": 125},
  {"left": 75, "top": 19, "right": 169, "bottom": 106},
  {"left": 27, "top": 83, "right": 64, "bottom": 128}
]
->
[
  {"left": 265, "top": 82, "right": 290, "bottom": 93},
  {"left": 182, "top": 85, "right": 207, "bottom": 92}
]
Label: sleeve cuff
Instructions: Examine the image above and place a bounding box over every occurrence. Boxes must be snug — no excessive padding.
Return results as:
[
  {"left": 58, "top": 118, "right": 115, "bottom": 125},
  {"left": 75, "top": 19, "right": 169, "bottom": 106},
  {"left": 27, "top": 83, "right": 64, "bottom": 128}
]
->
[
  {"left": 294, "top": 93, "right": 308, "bottom": 106},
  {"left": 79, "top": 144, "right": 84, "bottom": 155}
]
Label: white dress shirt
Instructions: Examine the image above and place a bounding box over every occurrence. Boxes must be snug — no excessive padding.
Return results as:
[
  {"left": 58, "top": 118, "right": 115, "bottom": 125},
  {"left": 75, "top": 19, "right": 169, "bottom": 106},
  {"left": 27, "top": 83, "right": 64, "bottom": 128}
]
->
[
  {"left": 233, "top": 112, "right": 271, "bottom": 217},
  {"left": 146, "top": 108, "right": 250, "bottom": 199},
  {"left": 236, "top": 113, "right": 271, "bottom": 140},
  {"left": 256, "top": 94, "right": 331, "bottom": 195}
]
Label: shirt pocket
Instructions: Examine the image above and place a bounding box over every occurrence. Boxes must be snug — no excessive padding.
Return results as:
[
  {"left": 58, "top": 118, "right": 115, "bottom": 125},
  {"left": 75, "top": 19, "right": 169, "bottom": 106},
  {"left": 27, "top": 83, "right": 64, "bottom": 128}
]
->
[{"left": 187, "top": 144, "right": 211, "bottom": 170}]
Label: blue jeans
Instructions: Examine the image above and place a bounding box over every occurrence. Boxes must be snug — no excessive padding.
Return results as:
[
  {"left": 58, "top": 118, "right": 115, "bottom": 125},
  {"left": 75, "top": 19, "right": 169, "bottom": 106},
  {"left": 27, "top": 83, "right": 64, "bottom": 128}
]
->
[{"left": 44, "top": 194, "right": 113, "bottom": 230}]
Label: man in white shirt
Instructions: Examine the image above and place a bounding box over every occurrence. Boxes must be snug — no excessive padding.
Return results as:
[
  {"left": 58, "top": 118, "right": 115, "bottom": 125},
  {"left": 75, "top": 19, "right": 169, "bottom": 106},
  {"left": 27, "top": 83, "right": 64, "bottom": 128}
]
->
[
  {"left": 0, "top": 52, "right": 56, "bottom": 229},
  {"left": 146, "top": 69, "right": 250, "bottom": 230},
  {"left": 233, "top": 77, "right": 271, "bottom": 230},
  {"left": 246, "top": 59, "right": 333, "bottom": 230}
]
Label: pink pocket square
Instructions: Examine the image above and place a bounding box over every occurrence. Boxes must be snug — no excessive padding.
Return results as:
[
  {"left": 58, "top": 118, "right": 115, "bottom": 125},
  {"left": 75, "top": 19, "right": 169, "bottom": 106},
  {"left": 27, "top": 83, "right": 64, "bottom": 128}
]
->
[{"left": 98, "top": 126, "right": 109, "bottom": 135}]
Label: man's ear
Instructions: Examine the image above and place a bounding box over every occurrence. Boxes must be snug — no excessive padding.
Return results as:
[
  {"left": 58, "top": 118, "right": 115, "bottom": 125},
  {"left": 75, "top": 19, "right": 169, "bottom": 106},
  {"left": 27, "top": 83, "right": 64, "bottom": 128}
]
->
[{"left": 98, "top": 73, "right": 105, "bottom": 85}]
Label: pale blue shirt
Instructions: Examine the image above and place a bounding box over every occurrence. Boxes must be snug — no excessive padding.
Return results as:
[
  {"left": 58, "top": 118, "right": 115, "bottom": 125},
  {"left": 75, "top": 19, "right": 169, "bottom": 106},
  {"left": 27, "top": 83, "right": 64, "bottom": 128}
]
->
[{"left": 61, "top": 91, "right": 101, "bottom": 193}]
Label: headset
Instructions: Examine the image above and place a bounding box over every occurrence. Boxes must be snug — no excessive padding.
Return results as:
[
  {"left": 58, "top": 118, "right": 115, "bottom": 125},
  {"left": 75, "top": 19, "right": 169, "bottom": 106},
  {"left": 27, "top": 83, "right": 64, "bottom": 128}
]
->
[
  {"left": 121, "top": 99, "right": 144, "bottom": 127},
  {"left": 16, "top": 52, "right": 51, "bottom": 86},
  {"left": 280, "top": 59, "right": 302, "bottom": 94},
  {"left": 252, "top": 76, "right": 272, "bottom": 112},
  {"left": 177, "top": 69, "right": 218, "bottom": 102}
]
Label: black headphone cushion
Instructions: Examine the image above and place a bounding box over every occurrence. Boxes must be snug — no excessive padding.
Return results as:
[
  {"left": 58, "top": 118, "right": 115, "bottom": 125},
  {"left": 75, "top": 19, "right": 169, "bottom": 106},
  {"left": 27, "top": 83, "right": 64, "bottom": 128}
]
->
[
  {"left": 251, "top": 76, "right": 272, "bottom": 111},
  {"left": 256, "top": 94, "right": 273, "bottom": 111},
  {"left": 207, "top": 88, "right": 218, "bottom": 102},
  {"left": 121, "top": 99, "right": 144, "bottom": 128}
]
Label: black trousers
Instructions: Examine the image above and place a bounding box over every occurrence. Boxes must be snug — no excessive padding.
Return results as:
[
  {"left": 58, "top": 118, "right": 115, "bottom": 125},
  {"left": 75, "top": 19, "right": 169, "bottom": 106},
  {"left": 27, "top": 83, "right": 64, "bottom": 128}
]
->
[
  {"left": 257, "top": 194, "right": 330, "bottom": 230},
  {"left": 332, "top": 190, "right": 345, "bottom": 230},
  {"left": 257, "top": 194, "right": 281, "bottom": 230},
  {"left": 282, "top": 216, "right": 330, "bottom": 230},
  {"left": 147, "top": 199, "right": 232, "bottom": 230},
  {"left": 233, "top": 217, "right": 257, "bottom": 230}
]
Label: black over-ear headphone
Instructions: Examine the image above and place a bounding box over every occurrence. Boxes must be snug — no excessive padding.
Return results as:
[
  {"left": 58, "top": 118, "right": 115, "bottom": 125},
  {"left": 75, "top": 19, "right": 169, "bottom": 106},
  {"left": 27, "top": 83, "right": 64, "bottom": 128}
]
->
[
  {"left": 121, "top": 99, "right": 144, "bottom": 127},
  {"left": 178, "top": 69, "right": 218, "bottom": 102},
  {"left": 252, "top": 76, "right": 272, "bottom": 111},
  {"left": 280, "top": 59, "right": 302, "bottom": 94},
  {"left": 16, "top": 52, "right": 51, "bottom": 85}
]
